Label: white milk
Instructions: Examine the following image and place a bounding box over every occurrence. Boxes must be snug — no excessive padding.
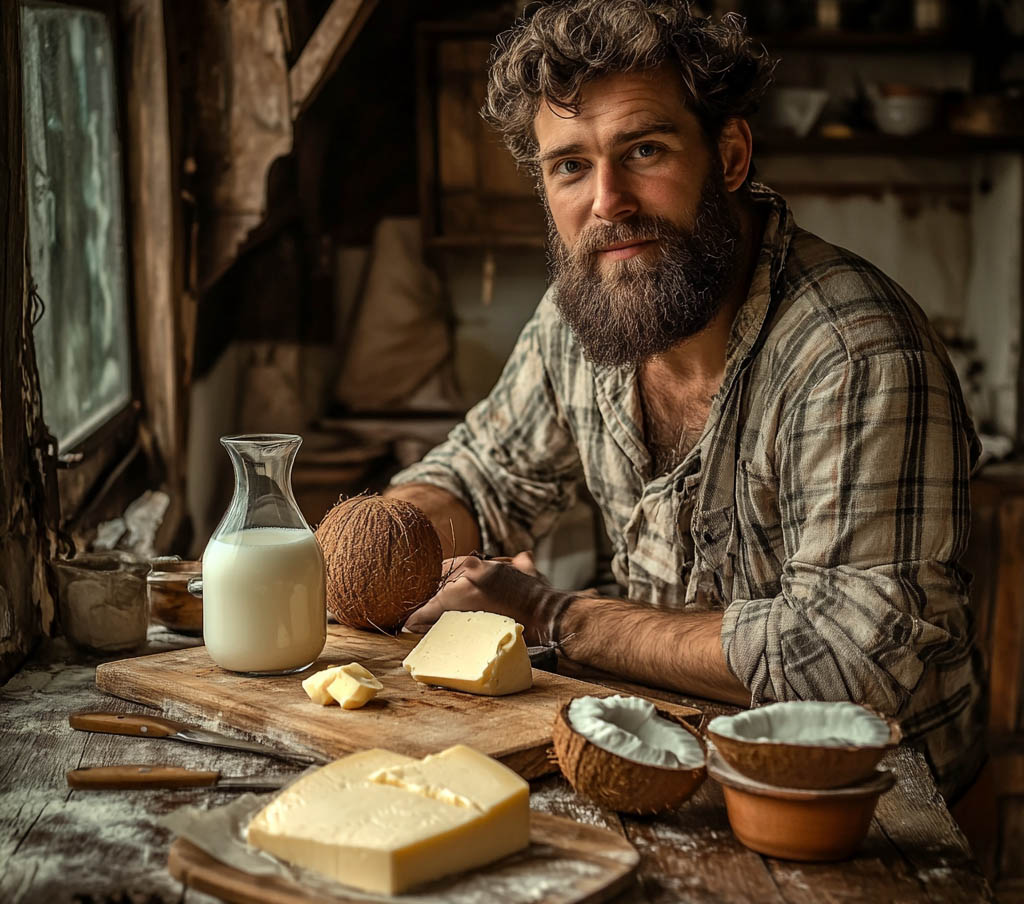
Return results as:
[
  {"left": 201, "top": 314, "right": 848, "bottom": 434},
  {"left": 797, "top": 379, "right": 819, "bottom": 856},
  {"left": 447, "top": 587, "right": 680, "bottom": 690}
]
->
[{"left": 202, "top": 527, "right": 326, "bottom": 673}]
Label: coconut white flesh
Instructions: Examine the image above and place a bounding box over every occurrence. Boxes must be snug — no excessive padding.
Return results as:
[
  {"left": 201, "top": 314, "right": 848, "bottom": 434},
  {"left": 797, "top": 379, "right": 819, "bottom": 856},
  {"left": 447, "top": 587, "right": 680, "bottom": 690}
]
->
[
  {"left": 567, "top": 695, "right": 705, "bottom": 769},
  {"left": 708, "top": 701, "right": 891, "bottom": 747}
]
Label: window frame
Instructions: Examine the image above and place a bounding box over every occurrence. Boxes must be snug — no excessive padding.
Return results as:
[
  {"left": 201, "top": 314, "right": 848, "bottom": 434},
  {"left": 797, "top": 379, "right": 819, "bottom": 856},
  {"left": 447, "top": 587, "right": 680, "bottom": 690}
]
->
[{"left": 21, "top": 0, "right": 146, "bottom": 531}]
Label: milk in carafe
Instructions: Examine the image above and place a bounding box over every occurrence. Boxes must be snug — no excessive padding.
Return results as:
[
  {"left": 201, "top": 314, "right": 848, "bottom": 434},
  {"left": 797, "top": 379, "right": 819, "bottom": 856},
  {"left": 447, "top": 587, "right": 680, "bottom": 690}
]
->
[
  {"left": 203, "top": 526, "right": 326, "bottom": 673},
  {"left": 201, "top": 433, "right": 326, "bottom": 674}
]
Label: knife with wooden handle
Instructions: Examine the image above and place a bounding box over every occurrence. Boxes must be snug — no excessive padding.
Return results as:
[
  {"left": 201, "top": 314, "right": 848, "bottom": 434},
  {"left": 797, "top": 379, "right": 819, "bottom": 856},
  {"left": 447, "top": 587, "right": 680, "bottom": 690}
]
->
[
  {"left": 66, "top": 764, "right": 289, "bottom": 791},
  {"left": 69, "top": 711, "right": 325, "bottom": 766},
  {"left": 71, "top": 711, "right": 189, "bottom": 738}
]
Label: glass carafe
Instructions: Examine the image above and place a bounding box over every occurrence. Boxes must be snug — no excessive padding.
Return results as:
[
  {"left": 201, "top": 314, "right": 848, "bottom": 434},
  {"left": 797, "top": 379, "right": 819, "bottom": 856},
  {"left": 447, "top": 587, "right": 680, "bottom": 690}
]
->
[{"left": 201, "top": 434, "right": 326, "bottom": 675}]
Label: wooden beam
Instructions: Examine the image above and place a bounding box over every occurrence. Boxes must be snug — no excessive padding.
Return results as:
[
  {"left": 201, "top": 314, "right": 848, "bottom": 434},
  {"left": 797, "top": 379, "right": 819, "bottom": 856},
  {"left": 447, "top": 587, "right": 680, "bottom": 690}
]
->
[
  {"left": 119, "top": 0, "right": 187, "bottom": 542},
  {"left": 0, "top": 2, "right": 60, "bottom": 680},
  {"left": 176, "top": 0, "right": 293, "bottom": 292},
  {"left": 288, "top": 0, "right": 377, "bottom": 120}
]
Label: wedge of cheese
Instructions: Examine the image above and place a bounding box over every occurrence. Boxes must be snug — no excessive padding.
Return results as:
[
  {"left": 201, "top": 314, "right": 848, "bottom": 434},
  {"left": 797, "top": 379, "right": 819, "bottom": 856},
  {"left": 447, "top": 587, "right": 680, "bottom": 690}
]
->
[
  {"left": 246, "top": 745, "right": 530, "bottom": 895},
  {"left": 402, "top": 610, "right": 533, "bottom": 695}
]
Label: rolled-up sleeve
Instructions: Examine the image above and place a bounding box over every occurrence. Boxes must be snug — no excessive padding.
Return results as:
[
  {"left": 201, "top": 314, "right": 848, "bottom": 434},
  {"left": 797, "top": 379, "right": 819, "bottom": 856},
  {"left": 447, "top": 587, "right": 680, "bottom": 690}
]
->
[
  {"left": 390, "top": 302, "right": 584, "bottom": 554},
  {"left": 721, "top": 350, "right": 976, "bottom": 715}
]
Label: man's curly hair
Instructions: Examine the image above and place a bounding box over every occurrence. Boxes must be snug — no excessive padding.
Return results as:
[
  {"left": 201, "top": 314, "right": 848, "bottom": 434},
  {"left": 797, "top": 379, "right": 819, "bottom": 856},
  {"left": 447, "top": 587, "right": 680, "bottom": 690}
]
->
[{"left": 483, "top": 0, "right": 775, "bottom": 176}]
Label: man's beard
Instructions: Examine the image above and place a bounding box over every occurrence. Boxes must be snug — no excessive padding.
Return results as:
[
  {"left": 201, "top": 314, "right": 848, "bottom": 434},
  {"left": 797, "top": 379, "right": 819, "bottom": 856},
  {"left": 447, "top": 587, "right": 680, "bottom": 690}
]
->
[{"left": 547, "top": 170, "right": 743, "bottom": 367}]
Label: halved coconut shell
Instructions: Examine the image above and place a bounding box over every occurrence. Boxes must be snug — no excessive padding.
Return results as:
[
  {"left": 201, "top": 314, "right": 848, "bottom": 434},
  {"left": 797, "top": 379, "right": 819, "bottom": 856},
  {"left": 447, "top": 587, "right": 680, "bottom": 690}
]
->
[
  {"left": 707, "top": 702, "right": 901, "bottom": 790},
  {"left": 552, "top": 700, "right": 706, "bottom": 814}
]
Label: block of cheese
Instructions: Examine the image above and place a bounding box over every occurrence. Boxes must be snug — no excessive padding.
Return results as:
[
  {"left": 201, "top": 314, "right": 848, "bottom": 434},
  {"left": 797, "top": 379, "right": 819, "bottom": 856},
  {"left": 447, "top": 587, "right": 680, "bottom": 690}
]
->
[
  {"left": 246, "top": 744, "right": 530, "bottom": 895},
  {"left": 327, "top": 662, "right": 382, "bottom": 709},
  {"left": 301, "top": 665, "right": 346, "bottom": 705},
  {"left": 402, "top": 610, "right": 533, "bottom": 695}
]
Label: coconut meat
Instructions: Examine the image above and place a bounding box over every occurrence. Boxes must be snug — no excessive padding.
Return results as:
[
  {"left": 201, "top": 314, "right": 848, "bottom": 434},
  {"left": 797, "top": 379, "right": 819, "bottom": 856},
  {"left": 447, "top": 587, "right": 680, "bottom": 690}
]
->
[
  {"left": 708, "top": 701, "right": 891, "bottom": 747},
  {"left": 567, "top": 695, "right": 704, "bottom": 769}
]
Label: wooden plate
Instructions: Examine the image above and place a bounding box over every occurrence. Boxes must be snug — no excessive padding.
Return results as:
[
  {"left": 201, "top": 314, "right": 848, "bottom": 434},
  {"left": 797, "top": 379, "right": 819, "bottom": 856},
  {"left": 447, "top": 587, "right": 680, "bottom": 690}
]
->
[{"left": 167, "top": 811, "right": 639, "bottom": 903}]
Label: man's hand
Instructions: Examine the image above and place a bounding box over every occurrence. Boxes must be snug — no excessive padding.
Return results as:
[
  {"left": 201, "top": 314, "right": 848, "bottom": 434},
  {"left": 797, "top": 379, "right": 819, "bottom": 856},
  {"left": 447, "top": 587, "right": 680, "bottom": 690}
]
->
[
  {"left": 403, "top": 552, "right": 576, "bottom": 646},
  {"left": 403, "top": 552, "right": 750, "bottom": 707}
]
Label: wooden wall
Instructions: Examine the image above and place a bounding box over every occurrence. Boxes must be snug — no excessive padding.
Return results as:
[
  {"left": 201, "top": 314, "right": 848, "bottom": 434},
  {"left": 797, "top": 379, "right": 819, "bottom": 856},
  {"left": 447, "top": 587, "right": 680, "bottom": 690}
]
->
[{"left": 961, "top": 464, "right": 1024, "bottom": 897}]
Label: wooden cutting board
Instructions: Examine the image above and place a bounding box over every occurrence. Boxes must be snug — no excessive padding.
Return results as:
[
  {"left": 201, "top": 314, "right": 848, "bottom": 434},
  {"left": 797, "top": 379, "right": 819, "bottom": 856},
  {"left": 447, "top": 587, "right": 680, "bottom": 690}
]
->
[
  {"left": 168, "top": 812, "right": 639, "bottom": 904},
  {"left": 96, "top": 624, "right": 701, "bottom": 779}
]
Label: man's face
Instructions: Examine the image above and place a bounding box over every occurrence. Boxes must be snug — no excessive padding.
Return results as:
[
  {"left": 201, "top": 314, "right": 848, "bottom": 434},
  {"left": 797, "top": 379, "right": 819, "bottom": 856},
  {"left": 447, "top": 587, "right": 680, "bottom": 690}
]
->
[{"left": 534, "top": 67, "right": 742, "bottom": 366}]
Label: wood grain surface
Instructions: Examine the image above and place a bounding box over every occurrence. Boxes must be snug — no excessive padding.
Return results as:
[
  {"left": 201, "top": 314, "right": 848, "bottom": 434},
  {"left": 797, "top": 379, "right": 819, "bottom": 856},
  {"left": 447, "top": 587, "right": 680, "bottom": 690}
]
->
[
  {"left": 94, "top": 624, "right": 701, "bottom": 779},
  {"left": 167, "top": 811, "right": 639, "bottom": 904}
]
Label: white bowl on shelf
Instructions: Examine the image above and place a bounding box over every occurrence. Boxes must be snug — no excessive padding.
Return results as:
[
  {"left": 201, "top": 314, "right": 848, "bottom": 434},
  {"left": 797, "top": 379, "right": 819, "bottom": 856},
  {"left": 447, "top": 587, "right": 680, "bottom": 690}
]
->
[
  {"left": 871, "top": 93, "right": 937, "bottom": 136},
  {"left": 766, "top": 87, "right": 829, "bottom": 138}
]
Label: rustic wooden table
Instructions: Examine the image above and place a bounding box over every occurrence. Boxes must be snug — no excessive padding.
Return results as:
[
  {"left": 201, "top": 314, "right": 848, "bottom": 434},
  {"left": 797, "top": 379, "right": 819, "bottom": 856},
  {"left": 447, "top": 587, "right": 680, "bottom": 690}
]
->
[{"left": 0, "top": 630, "right": 995, "bottom": 903}]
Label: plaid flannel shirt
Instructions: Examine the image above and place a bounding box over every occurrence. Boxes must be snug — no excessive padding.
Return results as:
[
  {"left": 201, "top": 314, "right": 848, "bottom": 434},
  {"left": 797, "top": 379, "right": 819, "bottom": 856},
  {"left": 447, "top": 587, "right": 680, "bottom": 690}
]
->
[{"left": 392, "top": 185, "right": 987, "bottom": 799}]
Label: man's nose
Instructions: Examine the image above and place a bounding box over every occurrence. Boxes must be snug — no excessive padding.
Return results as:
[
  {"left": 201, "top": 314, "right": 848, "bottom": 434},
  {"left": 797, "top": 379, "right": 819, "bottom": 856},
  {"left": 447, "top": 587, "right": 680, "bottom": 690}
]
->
[{"left": 591, "top": 162, "right": 638, "bottom": 223}]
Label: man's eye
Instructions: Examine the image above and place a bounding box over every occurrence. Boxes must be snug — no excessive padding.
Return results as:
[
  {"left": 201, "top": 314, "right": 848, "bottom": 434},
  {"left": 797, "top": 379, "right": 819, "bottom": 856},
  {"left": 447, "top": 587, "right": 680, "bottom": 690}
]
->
[
  {"left": 629, "top": 144, "right": 660, "bottom": 159},
  {"left": 555, "top": 159, "right": 584, "bottom": 176}
]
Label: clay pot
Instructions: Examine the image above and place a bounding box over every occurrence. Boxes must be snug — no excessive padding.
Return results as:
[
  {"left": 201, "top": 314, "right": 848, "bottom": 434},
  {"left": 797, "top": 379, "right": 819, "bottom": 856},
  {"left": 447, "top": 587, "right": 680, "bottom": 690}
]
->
[
  {"left": 54, "top": 552, "right": 151, "bottom": 652},
  {"left": 147, "top": 557, "right": 203, "bottom": 635},
  {"left": 708, "top": 750, "right": 894, "bottom": 861}
]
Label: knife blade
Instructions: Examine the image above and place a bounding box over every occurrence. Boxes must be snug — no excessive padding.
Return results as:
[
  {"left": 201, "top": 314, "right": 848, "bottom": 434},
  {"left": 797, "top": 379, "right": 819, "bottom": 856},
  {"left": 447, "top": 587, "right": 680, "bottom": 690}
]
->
[
  {"left": 527, "top": 645, "right": 558, "bottom": 672},
  {"left": 66, "top": 764, "right": 289, "bottom": 791},
  {"left": 69, "top": 711, "right": 325, "bottom": 766}
]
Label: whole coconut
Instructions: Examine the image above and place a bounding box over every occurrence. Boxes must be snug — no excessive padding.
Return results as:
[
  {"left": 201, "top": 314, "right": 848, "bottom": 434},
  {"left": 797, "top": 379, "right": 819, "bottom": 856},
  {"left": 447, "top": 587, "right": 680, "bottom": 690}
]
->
[{"left": 315, "top": 494, "right": 442, "bottom": 632}]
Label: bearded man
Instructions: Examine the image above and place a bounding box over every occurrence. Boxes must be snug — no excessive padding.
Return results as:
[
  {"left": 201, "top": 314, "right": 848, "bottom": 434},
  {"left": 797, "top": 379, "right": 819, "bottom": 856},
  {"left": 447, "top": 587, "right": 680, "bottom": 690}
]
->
[{"left": 386, "top": 0, "right": 985, "bottom": 801}]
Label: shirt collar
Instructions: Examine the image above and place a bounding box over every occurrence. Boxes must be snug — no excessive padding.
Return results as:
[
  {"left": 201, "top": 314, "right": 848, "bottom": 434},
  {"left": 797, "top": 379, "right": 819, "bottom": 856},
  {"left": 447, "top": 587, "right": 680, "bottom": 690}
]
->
[{"left": 723, "top": 183, "right": 794, "bottom": 368}]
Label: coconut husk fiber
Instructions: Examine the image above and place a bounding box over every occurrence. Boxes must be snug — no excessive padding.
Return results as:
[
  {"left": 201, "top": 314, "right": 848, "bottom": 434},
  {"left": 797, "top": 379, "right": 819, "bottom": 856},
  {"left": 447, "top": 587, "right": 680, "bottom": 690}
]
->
[
  {"left": 707, "top": 706, "right": 901, "bottom": 790},
  {"left": 315, "top": 495, "right": 441, "bottom": 633},
  {"left": 552, "top": 701, "right": 707, "bottom": 815}
]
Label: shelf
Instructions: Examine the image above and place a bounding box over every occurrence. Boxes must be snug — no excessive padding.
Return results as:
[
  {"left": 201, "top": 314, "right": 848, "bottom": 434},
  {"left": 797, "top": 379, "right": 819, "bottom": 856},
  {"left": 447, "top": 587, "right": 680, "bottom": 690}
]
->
[
  {"left": 752, "top": 30, "right": 982, "bottom": 52},
  {"left": 427, "top": 234, "right": 546, "bottom": 250},
  {"left": 316, "top": 412, "right": 465, "bottom": 446},
  {"left": 416, "top": 22, "right": 1024, "bottom": 54},
  {"left": 756, "top": 132, "right": 1024, "bottom": 156}
]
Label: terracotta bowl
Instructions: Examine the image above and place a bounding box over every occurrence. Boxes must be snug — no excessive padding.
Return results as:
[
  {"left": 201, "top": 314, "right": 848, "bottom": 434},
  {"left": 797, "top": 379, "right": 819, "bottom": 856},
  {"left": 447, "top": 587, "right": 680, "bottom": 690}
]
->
[
  {"left": 147, "top": 558, "right": 203, "bottom": 635},
  {"left": 708, "top": 750, "right": 894, "bottom": 861},
  {"left": 707, "top": 702, "right": 901, "bottom": 789}
]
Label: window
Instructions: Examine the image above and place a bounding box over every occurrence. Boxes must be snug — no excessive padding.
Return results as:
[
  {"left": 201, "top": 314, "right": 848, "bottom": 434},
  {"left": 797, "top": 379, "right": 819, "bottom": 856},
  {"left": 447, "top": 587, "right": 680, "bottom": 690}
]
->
[{"left": 21, "top": 2, "right": 132, "bottom": 452}]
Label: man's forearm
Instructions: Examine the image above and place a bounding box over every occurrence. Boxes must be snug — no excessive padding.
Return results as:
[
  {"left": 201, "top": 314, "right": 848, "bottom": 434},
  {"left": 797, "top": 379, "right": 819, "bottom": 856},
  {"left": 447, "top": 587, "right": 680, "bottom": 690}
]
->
[
  {"left": 383, "top": 482, "right": 481, "bottom": 559},
  {"left": 558, "top": 597, "right": 751, "bottom": 706}
]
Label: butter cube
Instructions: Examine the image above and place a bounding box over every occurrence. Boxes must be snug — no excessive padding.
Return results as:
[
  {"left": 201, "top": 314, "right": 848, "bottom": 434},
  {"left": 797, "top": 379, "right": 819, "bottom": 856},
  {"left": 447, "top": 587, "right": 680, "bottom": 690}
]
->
[
  {"left": 301, "top": 666, "right": 346, "bottom": 705},
  {"left": 327, "top": 662, "right": 383, "bottom": 709},
  {"left": 247, "top": 745, "right": 530, "bottom": 895},
  {"left": 403, "top": 610, "right": 533, "bottom": 695}
]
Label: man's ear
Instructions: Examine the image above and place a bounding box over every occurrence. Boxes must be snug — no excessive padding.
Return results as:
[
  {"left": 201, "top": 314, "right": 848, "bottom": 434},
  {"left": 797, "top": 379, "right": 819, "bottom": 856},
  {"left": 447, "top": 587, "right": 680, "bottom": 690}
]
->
[{"left": 718, "top": 118, "right": 753, "bottom": 192}]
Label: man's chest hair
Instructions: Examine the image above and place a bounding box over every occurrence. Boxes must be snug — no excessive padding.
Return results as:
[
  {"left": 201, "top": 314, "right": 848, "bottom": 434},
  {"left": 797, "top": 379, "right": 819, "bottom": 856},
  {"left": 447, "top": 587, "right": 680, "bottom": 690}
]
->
[{"left": 638, "top": 368, "right": 718, "bottom": 476}]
